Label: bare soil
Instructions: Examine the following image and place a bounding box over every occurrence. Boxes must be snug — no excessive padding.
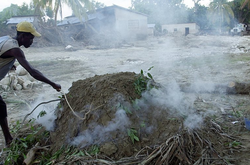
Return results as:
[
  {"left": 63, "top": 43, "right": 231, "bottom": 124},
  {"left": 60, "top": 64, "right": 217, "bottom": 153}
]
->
[{"left": 1, "top": 34, "right": 250, "bottom": 164}]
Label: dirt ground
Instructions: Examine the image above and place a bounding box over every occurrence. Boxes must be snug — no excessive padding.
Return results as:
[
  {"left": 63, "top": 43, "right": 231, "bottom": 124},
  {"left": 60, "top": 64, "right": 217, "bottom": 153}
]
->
[{"left": 1, "top": 34, "right": 250, "bottom": 164}]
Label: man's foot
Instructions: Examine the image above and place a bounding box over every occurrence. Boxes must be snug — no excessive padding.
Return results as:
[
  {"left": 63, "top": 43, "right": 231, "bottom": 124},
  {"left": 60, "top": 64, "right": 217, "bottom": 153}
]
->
[{"left": 5, "top": 138, "right": 13, "bottom": 148}]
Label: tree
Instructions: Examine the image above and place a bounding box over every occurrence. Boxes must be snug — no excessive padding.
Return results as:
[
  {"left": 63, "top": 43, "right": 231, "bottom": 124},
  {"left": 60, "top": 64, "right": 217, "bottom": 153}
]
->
[
  {"left": 91, "top": 0, "right": 105, "bottom": 9},
  {"left": 0, "top": 3, "right": 34, "bottom": 25},
  {"left": 192, "top": 0, "right": 202, "bottom": 8},
  {"left": 188, "top": 4, "right": 209, "bottom": 30},
  {"left": 46, "top": 6, "right": 54, "bottom": 19},
  {"left": 32, "top": 0, "right": 53, "bottom": 17},
  {"left": 33, "top": 0, "right": 94, "bottom": 25},
  {"left": 18, "top": 3, "right": 35, "bottom": 16},
  {"left": 0, "top": 3, "right": 34, "bottom": 36},
  {"left": 240, "top": 0, "right": 250, "bottom": 9},
  {"left": 130, "top": 0, "right": 189, "bottom": 24},
  {"left": 208, "top": 0, "right": 234, "bottom": 33},
  {"left": 238, "top": 0, "right": 250, "bottom": 23}
]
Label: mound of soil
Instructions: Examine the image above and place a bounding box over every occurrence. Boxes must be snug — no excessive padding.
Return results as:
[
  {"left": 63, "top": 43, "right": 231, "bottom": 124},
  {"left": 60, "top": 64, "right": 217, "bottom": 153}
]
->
[
  {"left": 50, "top": 72, "right": 181, "bottom": 158},
  {"left": 50, "top": 72, "right": 246, "bottom": 164}
]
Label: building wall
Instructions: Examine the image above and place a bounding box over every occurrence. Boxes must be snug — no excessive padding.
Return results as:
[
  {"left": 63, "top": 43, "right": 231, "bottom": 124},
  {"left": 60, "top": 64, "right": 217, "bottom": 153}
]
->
[
  {"left": 114, "top": 8, "right": 148, "bottom": 40},
  {"left": 162, "top": 23, "right": 199, "bottom": 35}
]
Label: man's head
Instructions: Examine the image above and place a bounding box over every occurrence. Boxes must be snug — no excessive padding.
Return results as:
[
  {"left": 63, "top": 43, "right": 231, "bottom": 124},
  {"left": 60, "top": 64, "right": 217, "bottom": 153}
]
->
[
  {"left": 16, "top": 22, "right": 41, "bottom": 37},
  {"left": 16, "top": 22, "right": 41, "bottom": 48}
]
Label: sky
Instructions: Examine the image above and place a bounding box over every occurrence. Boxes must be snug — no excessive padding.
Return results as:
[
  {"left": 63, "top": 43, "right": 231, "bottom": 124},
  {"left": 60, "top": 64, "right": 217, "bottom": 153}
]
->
[{"left": 0, "top": 0, "right": 212, "bottom": 18}]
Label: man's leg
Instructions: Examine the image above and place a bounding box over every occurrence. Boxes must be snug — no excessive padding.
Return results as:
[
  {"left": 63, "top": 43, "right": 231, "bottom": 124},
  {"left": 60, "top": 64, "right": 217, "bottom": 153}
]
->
[{"left": 0, "top": 95, "right": 12, "bottom": 146}]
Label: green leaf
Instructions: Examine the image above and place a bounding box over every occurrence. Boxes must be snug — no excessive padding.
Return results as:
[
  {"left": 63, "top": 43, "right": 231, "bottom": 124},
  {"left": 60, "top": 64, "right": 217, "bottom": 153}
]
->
[
  {"left": 22, "top": 142, "right": 28, "bottom": 148},
  {"left": 148, "top": 66, "right": 154, "bottom": 71},
  {"left": 134, "top": 136, "right": 139, "bottom": 142},
  {"left": 147, "top": 73, "right": 153, "bottom": 79}
]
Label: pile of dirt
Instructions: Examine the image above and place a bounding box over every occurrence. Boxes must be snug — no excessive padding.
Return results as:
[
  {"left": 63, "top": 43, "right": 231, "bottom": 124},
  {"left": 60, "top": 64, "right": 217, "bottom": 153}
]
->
[
  {"left": 51, "top": 72, "right": 178, "bottom": 156},
  {"left": 50, "top": 72, "right": 245, "bottom": 164}
]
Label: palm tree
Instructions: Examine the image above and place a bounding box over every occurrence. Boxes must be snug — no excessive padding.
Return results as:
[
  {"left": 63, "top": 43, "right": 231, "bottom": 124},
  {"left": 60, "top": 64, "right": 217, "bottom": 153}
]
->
[
  {"left": 32, "top": 0, "right": 53, "bottom": 17},
  {"left": 238, "top": 0, "right": 250, "bottom": 23},
  {"left": 54, "top": 0, "right": 94, "bottom": 23},
  {"left": 240, "top": 0, "right": 250, "bottom": 9},
  {"left": 32, "top": 0, "right": 94, "bottom": 25},
  {"left": 209, "top": 0, "right": 234, "bottom": 33}
]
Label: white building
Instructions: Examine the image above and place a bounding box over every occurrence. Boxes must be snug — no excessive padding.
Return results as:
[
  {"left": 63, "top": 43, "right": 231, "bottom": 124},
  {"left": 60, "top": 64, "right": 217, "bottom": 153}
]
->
[{"left": 162, "top": 23, "right": 200, "bottom": 36}]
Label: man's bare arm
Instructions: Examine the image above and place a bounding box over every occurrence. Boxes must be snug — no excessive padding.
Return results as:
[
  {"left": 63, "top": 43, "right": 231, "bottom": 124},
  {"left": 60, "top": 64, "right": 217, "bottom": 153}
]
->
[{"left": 2, "top": 48, "right": 61, "bottom": 91}]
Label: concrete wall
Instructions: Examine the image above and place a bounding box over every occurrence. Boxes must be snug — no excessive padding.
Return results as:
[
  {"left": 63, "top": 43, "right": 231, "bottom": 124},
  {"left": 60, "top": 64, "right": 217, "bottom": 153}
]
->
[
  {"left": 114, "top": 8, "right": 148, "bottom": 40},
  {"left": 162, "top": 23, "right": 200, "bottom": 35}
]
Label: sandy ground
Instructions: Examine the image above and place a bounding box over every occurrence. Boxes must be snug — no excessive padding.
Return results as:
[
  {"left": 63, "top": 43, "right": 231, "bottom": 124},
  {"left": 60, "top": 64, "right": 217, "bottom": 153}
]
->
[{"left": 1, "top": 34, "right": 250, "bottom": 162}]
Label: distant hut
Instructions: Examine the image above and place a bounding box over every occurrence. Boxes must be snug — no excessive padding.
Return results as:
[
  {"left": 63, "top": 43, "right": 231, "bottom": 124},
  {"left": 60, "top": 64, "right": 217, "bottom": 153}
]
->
[
  {"left": 162, "top": 23, "right": 200, "bottom": 36},
  {"left": 57, "top": 5, "right": 148, "bottom": 41},
  {"left": 6, "top": 15, "right": 40, "bottom": 30}
]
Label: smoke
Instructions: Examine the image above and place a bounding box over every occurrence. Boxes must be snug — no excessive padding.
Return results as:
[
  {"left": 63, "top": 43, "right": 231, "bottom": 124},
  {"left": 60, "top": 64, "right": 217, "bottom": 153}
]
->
[
  {"left": 70, "top": 109, "right": 130, "bottom": 147},
  {"left": 140, "top": 79, "right": 215, "bottom": 129},
  {"left": 29, "top": 91, "right": 60, "bottom": 131}
]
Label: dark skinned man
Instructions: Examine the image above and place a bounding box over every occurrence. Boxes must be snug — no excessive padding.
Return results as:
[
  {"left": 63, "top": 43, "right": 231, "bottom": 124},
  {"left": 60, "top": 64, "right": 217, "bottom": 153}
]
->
[{"left": 0, "top": 21, "right": 61, "bottom": 146}]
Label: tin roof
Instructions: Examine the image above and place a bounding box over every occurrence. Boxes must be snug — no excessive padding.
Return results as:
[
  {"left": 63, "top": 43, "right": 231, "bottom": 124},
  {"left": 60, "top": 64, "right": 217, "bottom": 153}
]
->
[
  {"left": 6, "top": 16, "right": 37, "bottom": 25},
  {"left": 57, "top": 5, "right": 147, "bottom": 26},
  {"left": 57, "top": 12, "right": 105, "bottom": 26}
]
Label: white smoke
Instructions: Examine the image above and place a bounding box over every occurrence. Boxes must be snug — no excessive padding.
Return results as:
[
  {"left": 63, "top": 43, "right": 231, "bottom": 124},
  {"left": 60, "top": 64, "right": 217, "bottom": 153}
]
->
[
  {"left": 139, "top": 80, "right": 215, "bottom": 129},
  {"left": 70, "top": 109, "right": 130, "bottom": 147},
  {"left": 29, "top": 92, "right": 60, "bottom": 131}
]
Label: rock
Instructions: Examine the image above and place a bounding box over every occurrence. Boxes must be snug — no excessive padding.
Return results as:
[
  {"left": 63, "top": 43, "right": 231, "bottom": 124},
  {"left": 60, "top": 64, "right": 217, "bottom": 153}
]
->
[
  {"left": 14, "top": 84, "right": 23, "bottom": 90},
  {"left": 17, "top": 77, "right": 25, "bottom": 85},
  {"left": 22, "top": 80, "right": 33, "bottom": 90},
  {"left": 16, "top": 65, "right": 28, "bottom": 76},
  {"left": 0, "top": 77, "right": 11, "bottom": 85},
  {"left": 100, "top": 142, "right": 118, "bottom": 156},
  {"left": 0, "top": 84, "right": 10, "bottom": 91},
  {"left": 10, "top": 75, "right": 18, "bottom": 89},
  {"left": 65, "top": 45, "right": 76, "bottom": 51},
  {"left": 65, "top": 45, "right": 73, "bottom": 49}
]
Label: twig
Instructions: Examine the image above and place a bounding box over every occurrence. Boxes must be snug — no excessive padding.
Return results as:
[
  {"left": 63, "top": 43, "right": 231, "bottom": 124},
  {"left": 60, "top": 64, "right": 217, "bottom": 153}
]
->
[
  {"left": 22, "top": 99, "right": 61, "bottom": 124},
  {"left": 62, "top": 91, "right": 104, "bottom": 121}
]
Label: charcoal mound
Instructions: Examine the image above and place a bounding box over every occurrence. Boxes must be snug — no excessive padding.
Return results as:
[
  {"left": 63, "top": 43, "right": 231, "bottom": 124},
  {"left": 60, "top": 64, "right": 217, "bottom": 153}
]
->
[{"left": 50, "top": 72, "right": 180, "bottom": 159}]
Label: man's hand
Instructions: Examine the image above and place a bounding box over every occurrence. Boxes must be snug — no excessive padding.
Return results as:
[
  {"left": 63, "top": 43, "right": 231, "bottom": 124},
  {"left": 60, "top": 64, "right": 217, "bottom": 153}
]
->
[{"left": 52, "top": 83, "right": 61, "bottom": 92}]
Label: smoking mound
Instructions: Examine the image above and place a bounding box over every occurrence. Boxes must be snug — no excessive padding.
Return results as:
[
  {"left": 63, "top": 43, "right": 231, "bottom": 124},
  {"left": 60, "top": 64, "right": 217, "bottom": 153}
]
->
[{"left": 50, "top": 72, "right": 240, "bottom": 164}]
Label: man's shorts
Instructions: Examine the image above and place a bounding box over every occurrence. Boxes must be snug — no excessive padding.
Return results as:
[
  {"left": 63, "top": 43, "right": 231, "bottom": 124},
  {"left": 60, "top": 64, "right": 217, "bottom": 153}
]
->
[{"left": 0, "top": 95, "right": 7, "bottom": 119}]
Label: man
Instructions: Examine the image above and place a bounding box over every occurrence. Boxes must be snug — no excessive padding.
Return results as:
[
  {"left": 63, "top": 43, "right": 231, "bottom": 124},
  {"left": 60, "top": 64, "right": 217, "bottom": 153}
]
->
[{"left": 0, "top": 21, "right": 61, "bottom": 146}]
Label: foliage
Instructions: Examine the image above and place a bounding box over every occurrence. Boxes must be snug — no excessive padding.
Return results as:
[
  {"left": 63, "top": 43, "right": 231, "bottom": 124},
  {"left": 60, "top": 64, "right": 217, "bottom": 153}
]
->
[
  {"left": 88, "top": 145, "right": 100, "bottom": 155},
  {"left": 30, "top": 0, "right": 98, "bottom": 25},
  {"left": 3, "top": 119, "right": 49, "bottom": 165},
  {"left": 232, "top": 110, "right": 243, "bottom": 118},
  {"left": 240, "top": 0, "right": 250, "bottom": 10},
  {"left": 225, "top": 140, "right": 242, "bottom": 148},
  {"left": 188, "top": 4, "right": 209, "bottom": 30},
  {"left": 232, "top": 0, "right": 250, "bottom": 23},
  {"left": 130, "top": 0, "right": 189, "bottom": 24},
  {"left": 208, "top": 0, "right": 234, "bottom": 32},
  {"left": 46, "top": 6, "right": 54, "bottom": 19},
  {"left": 0, "top": 3, "right": 34, "bottom": 35},
  {"left": 116, "top": 103, "right": 132, "bottom": 114},
  {"left": 127, "top": 128, "right": 139, "bottom": 144},
  {"left": 91, "top": 0, "right": 106, "bottom": 9},
  {"left": 134, "top": 67, "right": 154, "bottom": 96},
  {"left": 37, "top": 110, "right": 47, "bottom": 118},
  {"left": 2, "top": 117, "right": 101, "bottom": 164}
]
